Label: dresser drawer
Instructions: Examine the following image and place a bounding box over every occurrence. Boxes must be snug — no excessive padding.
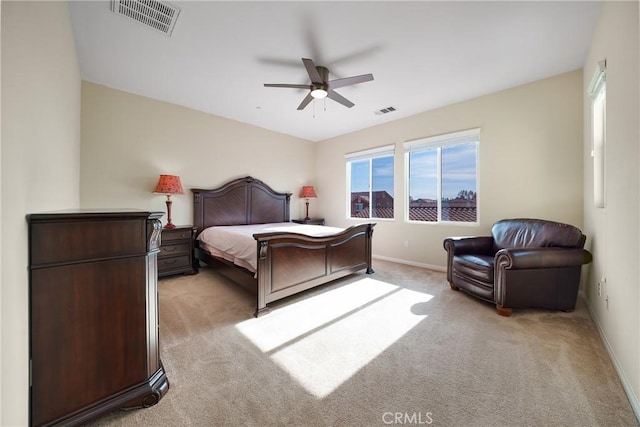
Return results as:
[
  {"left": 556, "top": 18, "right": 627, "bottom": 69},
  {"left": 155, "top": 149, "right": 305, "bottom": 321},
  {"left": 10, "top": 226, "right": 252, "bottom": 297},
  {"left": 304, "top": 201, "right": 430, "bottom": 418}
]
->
[
  {"left": 30, "top": 220, "right": 147, "bottom": 265},
  {"left": 158, "top": 255, "right": 191, "bottom": 272},
  {"left": 158, "top": 242, "right": 191, "bottom": 258},
  {"left": 161, "top": 229, "right": 193, "bottom": 242}
]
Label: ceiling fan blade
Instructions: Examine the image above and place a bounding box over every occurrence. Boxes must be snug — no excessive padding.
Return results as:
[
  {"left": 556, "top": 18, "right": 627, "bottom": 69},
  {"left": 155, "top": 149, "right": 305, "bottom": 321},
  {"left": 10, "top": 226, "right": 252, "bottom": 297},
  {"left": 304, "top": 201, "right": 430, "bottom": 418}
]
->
[
  {"left": 327, "top": 90, "right": 354, "bottom": 108},
  {"left": 264, "top": 83, "right": 313, "bottom": 89},
  {"left": 297, "top": 93, "right": 314, "bottom": 110},
  {"left": 302, "top": 58, "right": 322, "bottom": 83},
  {"left": 328, "top": 73, "right": 374, "bottom": 90}
]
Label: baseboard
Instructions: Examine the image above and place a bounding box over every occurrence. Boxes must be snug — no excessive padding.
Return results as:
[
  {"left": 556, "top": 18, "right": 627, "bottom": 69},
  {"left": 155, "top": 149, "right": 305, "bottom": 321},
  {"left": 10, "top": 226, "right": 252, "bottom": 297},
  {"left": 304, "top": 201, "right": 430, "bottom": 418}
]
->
[
  {"left": 372, "top": 254, "right": 446, "bottom": 272},
  {"left": 583, "top": 296, "right": 640, "bottom": 423}
]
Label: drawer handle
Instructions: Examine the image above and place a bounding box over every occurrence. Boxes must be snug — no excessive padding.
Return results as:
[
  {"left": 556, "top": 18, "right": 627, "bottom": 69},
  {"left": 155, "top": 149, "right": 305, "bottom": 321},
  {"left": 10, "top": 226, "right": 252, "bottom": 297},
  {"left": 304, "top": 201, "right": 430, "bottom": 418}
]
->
[{"left": 163, "top": 247, "right": 177, "bottom": 252}]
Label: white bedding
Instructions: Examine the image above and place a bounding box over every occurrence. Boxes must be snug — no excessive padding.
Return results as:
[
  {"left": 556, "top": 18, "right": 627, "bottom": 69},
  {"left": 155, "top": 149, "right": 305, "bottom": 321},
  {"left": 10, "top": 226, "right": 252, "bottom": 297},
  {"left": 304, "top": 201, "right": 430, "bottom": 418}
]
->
[{"left": 197, "top": 222, "right": 344, "bottom": 273}]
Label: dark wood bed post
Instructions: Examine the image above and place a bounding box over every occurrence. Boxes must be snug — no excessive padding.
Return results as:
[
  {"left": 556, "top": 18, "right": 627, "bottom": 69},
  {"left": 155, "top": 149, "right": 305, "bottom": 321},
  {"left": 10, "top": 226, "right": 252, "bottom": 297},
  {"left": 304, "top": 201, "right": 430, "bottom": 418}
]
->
[
  {"left": 366, "top": 223, "right": 375, "bottom": 274},
  {"left": 256, "top": 240, "right": 271, "bottom": 317}
]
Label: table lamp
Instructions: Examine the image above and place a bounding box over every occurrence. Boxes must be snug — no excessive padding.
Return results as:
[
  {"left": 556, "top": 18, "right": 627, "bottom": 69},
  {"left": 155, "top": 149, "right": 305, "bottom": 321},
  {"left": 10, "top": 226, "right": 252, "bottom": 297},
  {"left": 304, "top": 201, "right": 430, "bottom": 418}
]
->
[
  {"left": 300, "top": 185, "right": 318, "bottom": 221},
  {"left": 153, "top": 174, "right": 184, "bottom": 229}
]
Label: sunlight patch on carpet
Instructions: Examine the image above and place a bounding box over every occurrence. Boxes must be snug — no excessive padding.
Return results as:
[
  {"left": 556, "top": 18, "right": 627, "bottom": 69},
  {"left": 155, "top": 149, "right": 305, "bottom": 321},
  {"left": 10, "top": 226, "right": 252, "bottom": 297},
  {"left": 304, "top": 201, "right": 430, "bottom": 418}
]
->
[{"left": 236, "top": 278, "right": 431, "bottom": 398}]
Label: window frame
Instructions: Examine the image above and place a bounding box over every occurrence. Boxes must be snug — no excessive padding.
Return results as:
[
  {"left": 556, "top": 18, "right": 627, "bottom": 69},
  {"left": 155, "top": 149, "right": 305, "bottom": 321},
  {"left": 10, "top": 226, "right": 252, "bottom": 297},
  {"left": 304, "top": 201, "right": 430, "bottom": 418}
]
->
[
  {"left": 403, "top": 128, "right": 480, "bottom": 225},
  {"left": 345, "top": 144, "right": 395, "bottom": 220}
]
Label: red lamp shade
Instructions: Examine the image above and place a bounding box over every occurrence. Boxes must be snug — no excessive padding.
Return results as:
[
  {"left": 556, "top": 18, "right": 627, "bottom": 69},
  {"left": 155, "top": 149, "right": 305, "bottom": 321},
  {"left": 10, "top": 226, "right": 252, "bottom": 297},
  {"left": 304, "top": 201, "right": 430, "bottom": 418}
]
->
[
  {"left": 153, "top": 174, "right": 184, "bottom": 195},
  {"left": 153, "top": 175, "right": 184, "bottom": 229},
  {"left": 300, "top": 186, "right": 317, "bottom": 199},
  {"left": 300, "top": 186, "right": 318, "bottom": 221}
]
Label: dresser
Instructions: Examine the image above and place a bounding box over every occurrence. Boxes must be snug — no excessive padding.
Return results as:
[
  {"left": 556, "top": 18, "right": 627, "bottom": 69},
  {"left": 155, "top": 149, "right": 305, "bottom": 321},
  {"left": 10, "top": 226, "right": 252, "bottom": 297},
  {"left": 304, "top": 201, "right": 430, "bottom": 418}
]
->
[
  {"left": 158, "top": 225, "right": 197, "bottom": 277},
  {"left": 27, "top": 210, "right": 169, "bottom": 426}
]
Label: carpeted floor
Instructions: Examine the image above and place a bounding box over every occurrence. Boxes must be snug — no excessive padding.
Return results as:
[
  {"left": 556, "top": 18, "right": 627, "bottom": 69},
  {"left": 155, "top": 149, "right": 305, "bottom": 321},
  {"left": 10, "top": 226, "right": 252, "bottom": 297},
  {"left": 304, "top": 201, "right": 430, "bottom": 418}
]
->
[{"left": 90, "top": 260, "right": 638, "bottom": 426}]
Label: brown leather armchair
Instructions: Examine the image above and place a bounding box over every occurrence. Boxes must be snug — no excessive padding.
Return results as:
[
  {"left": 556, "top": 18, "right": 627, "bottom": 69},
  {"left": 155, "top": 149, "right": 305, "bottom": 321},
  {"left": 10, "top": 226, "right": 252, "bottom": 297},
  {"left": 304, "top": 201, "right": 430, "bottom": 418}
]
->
[{"left": 443, "top": 219, "right": 592, "bottom": 316}]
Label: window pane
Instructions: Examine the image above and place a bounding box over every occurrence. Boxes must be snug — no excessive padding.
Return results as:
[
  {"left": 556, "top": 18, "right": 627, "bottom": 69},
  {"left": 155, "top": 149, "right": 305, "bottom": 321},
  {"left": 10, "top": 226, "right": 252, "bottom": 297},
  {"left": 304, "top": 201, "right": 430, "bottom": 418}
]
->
[
  {"left": 371, "top": 156, "right": 394, "bottom": 219},
  {"left": 350, "top": 160, "right": 370, "bottom": 218},
  {"left": 593, "top": 86, "right": 606, "bottom": 208},
  {"left": 441, "top": 142, "right": 477, "bottom": 222},
  {"left": 408, "top": 150, "right": 437, "bottom": 222}
]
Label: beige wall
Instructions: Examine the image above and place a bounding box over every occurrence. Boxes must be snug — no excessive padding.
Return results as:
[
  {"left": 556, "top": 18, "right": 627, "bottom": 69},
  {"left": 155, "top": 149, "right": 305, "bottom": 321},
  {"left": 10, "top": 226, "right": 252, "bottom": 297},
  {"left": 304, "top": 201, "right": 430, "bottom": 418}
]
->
[
  {"left": 582, "top": 0, "right": 640, "bottom": 416},
  {"left": 316, "top": 71, "right": 584, "bottom": 269},
  {"left": 1, "top": 1, "right": 81, "bottom": 424},
  {"left": 2, "top": 0, "right": 637, "bottom": 423},
  {"left": 80, "top": 82, "right": 315, "bottom": 225}
]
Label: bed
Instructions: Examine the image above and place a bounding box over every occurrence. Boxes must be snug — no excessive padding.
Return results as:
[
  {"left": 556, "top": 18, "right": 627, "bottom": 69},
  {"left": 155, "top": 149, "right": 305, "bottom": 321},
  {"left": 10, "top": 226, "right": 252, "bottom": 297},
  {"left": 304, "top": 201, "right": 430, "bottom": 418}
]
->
[{"left": 191, "top": 176, "right": 375, "bottom": 316}]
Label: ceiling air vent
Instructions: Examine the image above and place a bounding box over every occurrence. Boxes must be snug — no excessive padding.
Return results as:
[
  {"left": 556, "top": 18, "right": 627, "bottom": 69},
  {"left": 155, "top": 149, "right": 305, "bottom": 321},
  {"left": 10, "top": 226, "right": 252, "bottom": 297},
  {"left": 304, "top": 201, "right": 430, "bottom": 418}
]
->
[
  {"left": 375, "top": 106, "right": 397, "bottom": 116},
  {"left": 110, "top": 0, "right": 181, "bottom": 36}
]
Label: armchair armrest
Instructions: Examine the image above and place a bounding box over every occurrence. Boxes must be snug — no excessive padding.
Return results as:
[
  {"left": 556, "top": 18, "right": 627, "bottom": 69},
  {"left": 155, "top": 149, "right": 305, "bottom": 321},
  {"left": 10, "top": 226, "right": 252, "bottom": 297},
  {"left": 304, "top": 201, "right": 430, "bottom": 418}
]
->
[
  {"left": 495, "top": 247, "right": 591, "bottom": 270},
  {"left": 443, "top": 236, "right": 494, "bottom": 255}
]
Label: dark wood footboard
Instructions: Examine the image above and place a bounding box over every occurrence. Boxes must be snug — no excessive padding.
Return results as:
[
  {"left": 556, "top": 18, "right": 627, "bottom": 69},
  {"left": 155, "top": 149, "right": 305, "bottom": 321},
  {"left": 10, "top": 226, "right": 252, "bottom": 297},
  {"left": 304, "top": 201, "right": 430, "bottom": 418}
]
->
[{"left": 254, "top": 223, "right": 375, "bottom": 316}]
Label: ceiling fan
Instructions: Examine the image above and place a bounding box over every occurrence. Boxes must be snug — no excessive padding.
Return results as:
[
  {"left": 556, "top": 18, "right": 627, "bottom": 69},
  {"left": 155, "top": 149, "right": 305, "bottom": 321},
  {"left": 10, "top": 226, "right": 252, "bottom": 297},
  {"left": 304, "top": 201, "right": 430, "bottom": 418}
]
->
[{"left": 264, "top": 58, "right": 374, "bottom": 110}]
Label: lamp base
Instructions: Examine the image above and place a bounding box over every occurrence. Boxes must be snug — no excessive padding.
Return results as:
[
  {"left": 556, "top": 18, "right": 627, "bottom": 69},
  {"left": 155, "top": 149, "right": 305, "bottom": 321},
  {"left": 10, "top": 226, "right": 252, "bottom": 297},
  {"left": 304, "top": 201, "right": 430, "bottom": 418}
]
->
[
  {"left": 164, "top": 198, "right": 176, "bottom": 229},
  {"left": 304, "top": 200, "right": 311, "bottom": 221}
]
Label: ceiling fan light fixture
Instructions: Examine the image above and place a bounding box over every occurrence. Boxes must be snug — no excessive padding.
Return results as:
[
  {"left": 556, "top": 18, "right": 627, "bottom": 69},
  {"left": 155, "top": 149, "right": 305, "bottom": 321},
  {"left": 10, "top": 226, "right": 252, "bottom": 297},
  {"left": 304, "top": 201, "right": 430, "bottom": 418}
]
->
[
  {"left": 264, "top": 58, "right": 373, "bottom": 110},
  {"left": 311, "top": 88, "right": 328, "bottom": 99}
]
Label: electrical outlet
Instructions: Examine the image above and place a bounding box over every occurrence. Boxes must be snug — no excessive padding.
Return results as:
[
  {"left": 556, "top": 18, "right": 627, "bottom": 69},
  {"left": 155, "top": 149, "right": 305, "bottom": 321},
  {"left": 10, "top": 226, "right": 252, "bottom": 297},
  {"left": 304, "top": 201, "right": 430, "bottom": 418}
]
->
[
  {"left": 597, "top": 275, "right": 606, "bottom": 297},
  {"left": 606, "top": 295, "right": 609, "bottom": 310},
  {"left": 403, "top": 240, "right": 409, "bottom": 248}
]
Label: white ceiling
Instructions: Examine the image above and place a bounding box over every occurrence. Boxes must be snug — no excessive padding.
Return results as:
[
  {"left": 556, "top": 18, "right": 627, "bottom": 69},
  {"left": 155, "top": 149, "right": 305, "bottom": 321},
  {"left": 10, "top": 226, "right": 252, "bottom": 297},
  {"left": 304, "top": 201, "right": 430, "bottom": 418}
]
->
[{"left": 68, "top": 1, "right": 602, "bottom": 142}]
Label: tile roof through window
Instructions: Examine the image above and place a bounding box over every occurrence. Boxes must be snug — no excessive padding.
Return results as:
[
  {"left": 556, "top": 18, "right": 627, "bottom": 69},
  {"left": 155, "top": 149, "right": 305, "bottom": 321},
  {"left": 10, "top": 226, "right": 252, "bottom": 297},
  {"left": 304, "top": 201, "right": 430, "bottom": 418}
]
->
[{"left": 352, "top": 207, "right": 476, "bottom": 222}]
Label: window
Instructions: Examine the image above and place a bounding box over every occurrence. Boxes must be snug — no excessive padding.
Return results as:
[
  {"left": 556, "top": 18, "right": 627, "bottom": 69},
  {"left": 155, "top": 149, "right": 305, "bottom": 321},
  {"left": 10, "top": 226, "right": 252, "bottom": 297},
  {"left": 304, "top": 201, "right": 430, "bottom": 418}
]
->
[
  {"left": 589, "top": 60, "right": 606, "bottom": 208},
  {"left": 346, "top": 145, "right": 395, "bottom": 219},
  {"left": 404, "top": 129, "right": 479, "bottom": 223}
]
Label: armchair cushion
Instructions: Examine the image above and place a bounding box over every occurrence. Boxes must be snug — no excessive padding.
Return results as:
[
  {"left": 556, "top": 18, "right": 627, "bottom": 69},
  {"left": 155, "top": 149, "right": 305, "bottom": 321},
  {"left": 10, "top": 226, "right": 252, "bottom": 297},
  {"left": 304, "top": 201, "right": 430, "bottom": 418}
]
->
[
  {"left": 492, "top": 218, "right": 586, "bottom": 251},
  {"left": 454, "top": 254, "right": 494, "bottom": 282}
]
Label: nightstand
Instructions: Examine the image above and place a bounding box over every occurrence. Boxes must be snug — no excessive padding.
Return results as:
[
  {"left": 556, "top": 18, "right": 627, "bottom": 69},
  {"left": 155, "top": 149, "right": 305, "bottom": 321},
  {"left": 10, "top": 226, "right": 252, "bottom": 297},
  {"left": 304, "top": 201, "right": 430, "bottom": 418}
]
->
[
  {"left": 158, "top": 225, "right": 197, "bottom": 277},
  {"left": 292, "top": 218, "right": 325, "bottom": 225}
]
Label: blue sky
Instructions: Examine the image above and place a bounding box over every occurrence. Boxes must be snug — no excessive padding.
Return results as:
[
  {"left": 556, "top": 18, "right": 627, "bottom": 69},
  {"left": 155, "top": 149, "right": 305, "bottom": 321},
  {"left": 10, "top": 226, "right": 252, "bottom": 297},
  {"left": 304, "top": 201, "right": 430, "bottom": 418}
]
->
[
  {"left": 409, "top": 142, "right": 477, "bottom": 199},
  {"left": 351, "top": 142, "right": 477, "bottom": 200},
  {"left": 351, "top": 156, "right": 394, "bottom": 196}
]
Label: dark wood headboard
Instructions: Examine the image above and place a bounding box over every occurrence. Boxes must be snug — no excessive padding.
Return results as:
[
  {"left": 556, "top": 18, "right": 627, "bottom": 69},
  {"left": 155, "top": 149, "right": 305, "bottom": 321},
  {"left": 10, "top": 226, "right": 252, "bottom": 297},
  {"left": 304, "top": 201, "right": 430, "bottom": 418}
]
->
[{"left": 191, "top": 176, "right": 291, "bottom": 234}]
